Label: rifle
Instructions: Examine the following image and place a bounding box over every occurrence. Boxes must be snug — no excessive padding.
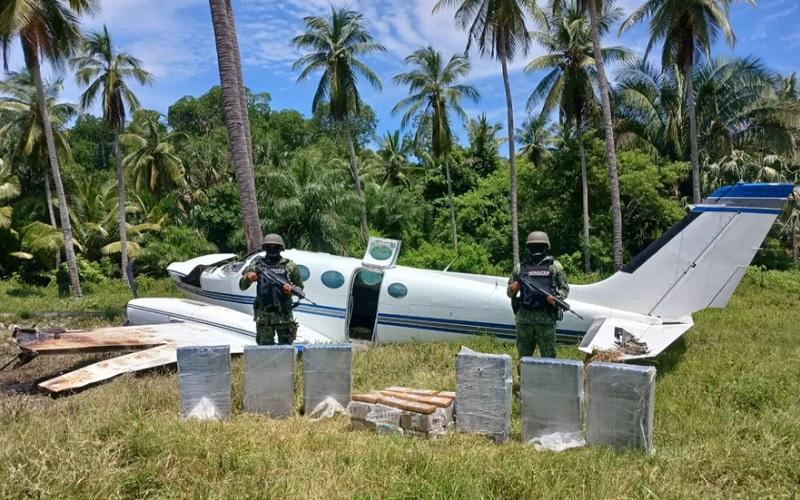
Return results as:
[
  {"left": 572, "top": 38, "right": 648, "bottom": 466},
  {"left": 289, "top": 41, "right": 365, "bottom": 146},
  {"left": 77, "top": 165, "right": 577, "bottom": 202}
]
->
[
  {"left": 260, "top": 266, "right": 318, "bottom": 306},
  {"left": 518, "top": 276, "right": 584, "bottom": 320}
]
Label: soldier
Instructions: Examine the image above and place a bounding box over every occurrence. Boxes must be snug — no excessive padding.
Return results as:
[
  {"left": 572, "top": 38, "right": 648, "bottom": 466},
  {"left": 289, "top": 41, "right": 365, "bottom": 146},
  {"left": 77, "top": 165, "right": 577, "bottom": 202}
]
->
[
  {"left": 239, "top": 234, "right": 304, "bottom": 345},
  {"left": 507, "top": 231, "right": 569, "bottom": 359}
]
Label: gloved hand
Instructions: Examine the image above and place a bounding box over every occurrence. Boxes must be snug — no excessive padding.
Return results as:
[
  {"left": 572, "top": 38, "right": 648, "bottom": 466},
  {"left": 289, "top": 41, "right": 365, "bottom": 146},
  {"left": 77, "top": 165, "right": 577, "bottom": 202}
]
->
[
  {"left": 245, "top": 272, "right": 257, "bottom": 283},
  {"left": 546, "top": 294, "right": 556, "bottom": 305},
  {"left": 282, "top": 283, "right": 293, "bottom": 296}
]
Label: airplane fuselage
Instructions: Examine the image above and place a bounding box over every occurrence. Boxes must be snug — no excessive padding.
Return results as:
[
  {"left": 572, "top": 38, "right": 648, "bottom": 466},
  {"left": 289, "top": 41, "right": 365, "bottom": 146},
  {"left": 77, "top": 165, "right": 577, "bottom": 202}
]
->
[{"left": 167, "top": 249, "right": 658, "bottom": 346}]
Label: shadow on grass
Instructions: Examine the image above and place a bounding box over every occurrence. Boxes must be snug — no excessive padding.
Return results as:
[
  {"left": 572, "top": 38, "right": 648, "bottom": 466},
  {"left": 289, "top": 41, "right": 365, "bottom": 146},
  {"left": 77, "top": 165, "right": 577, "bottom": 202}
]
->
[
  {"left": 629, "top": 336, "right": 687, "bottom": 377},
  {"left": 5, "top": 286, "right": 46, "bottom": 298}
]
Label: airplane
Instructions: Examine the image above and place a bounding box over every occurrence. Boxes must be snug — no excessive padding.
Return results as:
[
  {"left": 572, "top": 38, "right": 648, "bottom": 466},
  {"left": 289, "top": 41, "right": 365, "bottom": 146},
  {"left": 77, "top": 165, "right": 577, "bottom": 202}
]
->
[{"left": 11, "top": 182, "right": 796, "bottom": 393}]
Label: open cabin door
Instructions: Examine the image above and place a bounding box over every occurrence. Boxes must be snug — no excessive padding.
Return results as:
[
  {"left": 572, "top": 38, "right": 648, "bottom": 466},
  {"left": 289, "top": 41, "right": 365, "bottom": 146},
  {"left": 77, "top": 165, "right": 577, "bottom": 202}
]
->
[{"left": 345, "top": 238, "right": 401, "bottom": 342}]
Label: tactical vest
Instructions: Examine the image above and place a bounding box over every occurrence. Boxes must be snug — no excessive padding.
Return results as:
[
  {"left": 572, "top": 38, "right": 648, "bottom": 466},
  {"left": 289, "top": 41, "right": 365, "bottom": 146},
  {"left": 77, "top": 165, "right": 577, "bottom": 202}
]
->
[
  {"left": 519, "top": 256, "right": 556, "bottom": 309},
  {"left": 256, "top": 257, "right": 292, "bottom": 309}
]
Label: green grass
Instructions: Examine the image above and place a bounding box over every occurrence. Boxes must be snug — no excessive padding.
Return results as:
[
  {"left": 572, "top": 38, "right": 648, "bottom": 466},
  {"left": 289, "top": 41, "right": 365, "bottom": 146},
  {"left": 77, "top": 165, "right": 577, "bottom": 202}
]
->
[{"left": 1, "top": 269, "right": 799, "bottom": 498}]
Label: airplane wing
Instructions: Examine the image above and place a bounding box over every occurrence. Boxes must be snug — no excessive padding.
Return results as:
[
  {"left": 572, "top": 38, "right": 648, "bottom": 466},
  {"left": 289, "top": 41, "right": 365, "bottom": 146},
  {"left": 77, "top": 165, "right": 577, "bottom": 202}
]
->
[{"left": 577, "top": 316, "right": 693, "bottom": 360}]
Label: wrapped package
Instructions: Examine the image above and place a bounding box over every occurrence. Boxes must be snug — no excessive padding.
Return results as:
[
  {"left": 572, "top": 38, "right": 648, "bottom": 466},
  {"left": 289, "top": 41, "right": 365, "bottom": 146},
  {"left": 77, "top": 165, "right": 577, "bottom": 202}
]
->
[
  {"left": 303, "top": 344, "right": 352, "bottom": 416},
  {"left": 586, "top": 362, "right": 656, "bottom": 453},
  {"left": 243, "top": 345, "right": 295, "bottom": 418},
  {"left": 177, "top": 345, "right": 231, "bottom": 420},
  {"left": 520, "top": 357, "right": 585, "bottom": 451},
  {"left": 455, "top": 346, "right": 512, "bottom": 442}
]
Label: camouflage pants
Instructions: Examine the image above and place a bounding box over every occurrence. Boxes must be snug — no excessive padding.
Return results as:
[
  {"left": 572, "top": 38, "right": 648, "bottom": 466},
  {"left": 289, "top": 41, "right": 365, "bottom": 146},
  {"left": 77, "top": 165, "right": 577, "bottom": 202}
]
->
[
  {"left": 255, "top": 309, "right": 297, "bottom": 345},
  {"left": 515, "top": 322, "right": 556, "bottom": 358}
]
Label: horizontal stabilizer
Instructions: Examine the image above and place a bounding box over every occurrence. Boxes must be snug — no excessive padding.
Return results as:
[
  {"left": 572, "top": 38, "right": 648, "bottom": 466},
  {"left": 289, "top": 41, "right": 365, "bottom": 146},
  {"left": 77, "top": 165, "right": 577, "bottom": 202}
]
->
[{"left": 579, "top": 317, "right": 693, "bottom": 360}]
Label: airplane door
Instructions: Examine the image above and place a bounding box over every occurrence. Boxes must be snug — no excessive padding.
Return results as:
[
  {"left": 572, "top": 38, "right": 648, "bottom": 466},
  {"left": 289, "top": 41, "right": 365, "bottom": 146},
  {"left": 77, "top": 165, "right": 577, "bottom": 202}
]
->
[{"left": 344, "top": 238, "right": 401, "bottom": 342}]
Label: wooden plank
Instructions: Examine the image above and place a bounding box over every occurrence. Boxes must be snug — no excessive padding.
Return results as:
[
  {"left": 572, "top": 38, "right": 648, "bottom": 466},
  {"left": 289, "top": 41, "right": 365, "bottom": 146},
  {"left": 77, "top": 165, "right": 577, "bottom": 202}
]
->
[
  {"left": 379, "top": 390, "right": 452, "bottom": 408},
  {"left": 375, "top": 396, "right": 436, "bottom": 414},
  {"left": 38, "top": 345, "right": 178, "bottom": 393},
  {"left": 352, "top": 393, "right": 381, "bottom": 404}
]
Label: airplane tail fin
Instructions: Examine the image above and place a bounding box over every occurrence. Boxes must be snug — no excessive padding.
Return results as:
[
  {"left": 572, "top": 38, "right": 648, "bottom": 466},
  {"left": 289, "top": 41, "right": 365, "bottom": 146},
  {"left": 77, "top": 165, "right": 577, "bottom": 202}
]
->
[{"left": 574, "top": 183, "right": 795, "bottom": 319}]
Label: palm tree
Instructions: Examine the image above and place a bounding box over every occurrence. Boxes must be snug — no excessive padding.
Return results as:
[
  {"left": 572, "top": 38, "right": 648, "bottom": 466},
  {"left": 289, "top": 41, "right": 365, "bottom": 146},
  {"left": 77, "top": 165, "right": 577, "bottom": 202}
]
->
[
  {"left": 527, "top": 4, "right": 628, "bottom": 271},
  {"left": 0, "top": 71, "right": 75, "bottom": 252},
  {"left": 614, "top": 58, "right": 685, "bottom": 160},
  {"left": 257, "top": 151, "right": 362, "bottom": 255},
  {"left": 516, "top": 116, "right": 554, "bottom": 165},
  {"left": 121, "top": 112, "right": 186, "bottom": 196},
  {"left": 0, "top": 158, "right": 21, "bottom": 229},
  {"left": 1, "top": 0, "right": 96, "bottom": 296},
  {"left": 466, "top": 113, "right": 506, "bottom": 177},
  {"left": 366, "top": 131, "right": 415, "bottom": 187},
  {"left": 208, "top": 0, "right": 262, "bottom": 252},
  {"left": 616, "top": 57, "right": 800, "bottom": 165},
  {"left": 72, "top": 25, "right": 152, "bottom": 284},
  {"left": 291, "top": 8, "right": 386, "bottom": 240},
  {"left": 550, "top": 0, "right": 624, "bottom": 269},
  {"left": 393, "top": 46, "right": 479, "bottom": 250},
  {"left": 621, "top": 0, "right": 755, "bottom": 204},
  {"left": 434, "top": 0, "right": 544, "bottom": 267}
]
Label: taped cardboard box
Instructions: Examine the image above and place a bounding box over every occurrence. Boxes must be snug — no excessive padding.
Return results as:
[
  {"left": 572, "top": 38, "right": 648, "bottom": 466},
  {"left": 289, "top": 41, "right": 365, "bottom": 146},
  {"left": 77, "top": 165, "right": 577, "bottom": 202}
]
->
[
  {"left": 455, "top": 346, "right": 512, "bottom": 442},
  {"left": 177, "top": 345, "right": 231, "bottom": 420},
  {"left": 243, "top": 345, "right": 295, "bottom": 418},
  {"left": 586, "top": 362, "right": 656, "bottom": 453},
  {"left": 521, "top": 357, "right": 585, "bottom": 451}
]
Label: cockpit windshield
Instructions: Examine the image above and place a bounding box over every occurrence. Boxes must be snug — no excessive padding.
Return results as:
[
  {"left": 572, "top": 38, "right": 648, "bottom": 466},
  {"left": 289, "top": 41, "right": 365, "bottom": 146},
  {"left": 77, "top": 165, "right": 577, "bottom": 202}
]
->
[{"left": 222, "top": 249, "right": 263, "bottom": 274}]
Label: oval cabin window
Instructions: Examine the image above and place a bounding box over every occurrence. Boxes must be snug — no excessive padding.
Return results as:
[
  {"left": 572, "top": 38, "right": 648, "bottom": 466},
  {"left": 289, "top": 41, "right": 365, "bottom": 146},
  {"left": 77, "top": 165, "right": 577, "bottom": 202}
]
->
[
  {"left": 297, "top": 264, "right": 311, "bottom": 281},
  {"left": 387, "top": 282, "right": 408, "bottom": 299},
  {"left": 321, "top": 270, "right": 345, "bottom": 289}
]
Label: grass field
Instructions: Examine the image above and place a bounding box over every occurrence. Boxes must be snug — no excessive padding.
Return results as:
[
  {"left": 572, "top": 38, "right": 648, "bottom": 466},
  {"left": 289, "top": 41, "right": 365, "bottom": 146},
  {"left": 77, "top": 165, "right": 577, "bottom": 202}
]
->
[{"left": 1, "top": 270, "right": 799, "bottom": 499}]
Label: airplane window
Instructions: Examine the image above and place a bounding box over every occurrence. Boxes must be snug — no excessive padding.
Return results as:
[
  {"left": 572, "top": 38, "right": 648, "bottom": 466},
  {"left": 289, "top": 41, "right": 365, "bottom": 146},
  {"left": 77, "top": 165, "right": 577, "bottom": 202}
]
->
[
  {"left": 387, "top": 282, "right": 408, "bottom": 299},
  {"left": 358, "top": 270, "right": 383, "bottom": 286},
  {"left": 369, "top": 243, "right": 393, "bottom": 261},
  {"left": 297, "top": 265, "right": 311, "bottom": 281},
  {"left": 321, "top": 270, "right": 345, "bottom": 289}
]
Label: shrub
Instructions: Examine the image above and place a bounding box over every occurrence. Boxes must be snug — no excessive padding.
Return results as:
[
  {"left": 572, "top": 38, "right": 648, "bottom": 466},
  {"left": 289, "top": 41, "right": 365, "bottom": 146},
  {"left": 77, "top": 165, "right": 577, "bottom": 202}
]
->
[{"left": 137, "top": 226, "right": 217, "bottom": 276}]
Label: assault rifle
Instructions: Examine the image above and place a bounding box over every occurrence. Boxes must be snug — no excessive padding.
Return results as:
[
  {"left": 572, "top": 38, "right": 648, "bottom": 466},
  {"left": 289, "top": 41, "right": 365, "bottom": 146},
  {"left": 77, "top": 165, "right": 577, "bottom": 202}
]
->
[
  {"left": 518, "top": 276, "right": 584, "bottom": 320},
  {"left": 260, "top": 266, "right": 317, "bottom": 307}
]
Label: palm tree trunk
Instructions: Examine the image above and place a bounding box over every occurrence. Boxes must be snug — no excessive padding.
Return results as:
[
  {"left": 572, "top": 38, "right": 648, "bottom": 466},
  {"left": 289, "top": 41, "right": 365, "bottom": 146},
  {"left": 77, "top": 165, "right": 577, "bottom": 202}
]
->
[
  {"left": 223, "top": 0, "right": 254, "bottom": 166},
  {"left": 346, "top": 131, "right": 369, "bottom": 239},
  {"left": 43, "top": 169, "right": 60, "bottom": 268},
  {"left": 30, "top": 60, "right": 82, "bottom": 297},
  {"left": 793, "top": 223, "right": 798, "bottom": 267},
  {"left": 587, "top": 0, "right": 623, "bottom": 271},
  {"left": 500, "top": 52, "right": 520, "bottom": 267},
  {"left": 209, "top": 0, "right": 263, "bottom": 252},
  {"left": 114, "top": 129, "right": 129, "bottom": 285},
  {"left": 684, "top": 60, "right": 701, "bottom": 203},
  {"left": 578, "top": 118, "right": 591, "bottom": 273},
  {"left": 443, "top": 158, "right": 458, "bottom": 251}
]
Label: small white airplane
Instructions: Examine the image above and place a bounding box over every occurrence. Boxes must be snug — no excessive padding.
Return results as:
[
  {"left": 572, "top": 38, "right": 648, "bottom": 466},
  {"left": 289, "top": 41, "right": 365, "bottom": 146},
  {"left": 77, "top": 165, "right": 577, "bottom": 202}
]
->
[{"left": 12, "top": 182, "right": 795, "bottom": 392}]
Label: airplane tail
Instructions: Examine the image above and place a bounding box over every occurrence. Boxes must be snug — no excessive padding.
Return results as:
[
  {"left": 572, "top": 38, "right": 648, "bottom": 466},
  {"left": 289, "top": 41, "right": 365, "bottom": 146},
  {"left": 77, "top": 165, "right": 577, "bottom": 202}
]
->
[{"left": 573, "top": 183, "right": 795, "bottom": 319}]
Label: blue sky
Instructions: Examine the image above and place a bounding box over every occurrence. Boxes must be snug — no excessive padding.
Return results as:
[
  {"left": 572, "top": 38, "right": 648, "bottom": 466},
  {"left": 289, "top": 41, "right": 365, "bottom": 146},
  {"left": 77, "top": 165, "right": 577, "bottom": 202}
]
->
[{"left": 8, "top": 0, "right": 800, "bottom": 148}]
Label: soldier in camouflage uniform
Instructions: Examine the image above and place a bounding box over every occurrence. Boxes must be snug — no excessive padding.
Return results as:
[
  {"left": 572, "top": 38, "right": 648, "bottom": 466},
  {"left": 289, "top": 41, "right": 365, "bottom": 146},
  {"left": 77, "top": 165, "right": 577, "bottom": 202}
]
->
[
  {"left": 239, "top": 234, "right": 304, "bottom": 345},
  {"left": 507, "top": 231, "right": 569, "bottom": 359}
]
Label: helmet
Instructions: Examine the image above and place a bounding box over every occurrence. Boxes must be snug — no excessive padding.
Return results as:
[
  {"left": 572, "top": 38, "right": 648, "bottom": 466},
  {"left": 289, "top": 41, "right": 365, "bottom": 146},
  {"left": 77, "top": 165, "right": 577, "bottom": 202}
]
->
[
  {"left": 262, "top": 233, "right": 285, "bottom": 249},
  {"left": 526, "top": 231, "right": 550, "bottom": 248}
]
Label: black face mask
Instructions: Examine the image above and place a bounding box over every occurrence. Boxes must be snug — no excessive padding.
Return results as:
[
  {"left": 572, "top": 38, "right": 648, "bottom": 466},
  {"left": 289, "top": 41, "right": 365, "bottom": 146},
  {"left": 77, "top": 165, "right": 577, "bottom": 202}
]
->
[{"left": 263, "top": 245, "right": 281, "bottom": 262}]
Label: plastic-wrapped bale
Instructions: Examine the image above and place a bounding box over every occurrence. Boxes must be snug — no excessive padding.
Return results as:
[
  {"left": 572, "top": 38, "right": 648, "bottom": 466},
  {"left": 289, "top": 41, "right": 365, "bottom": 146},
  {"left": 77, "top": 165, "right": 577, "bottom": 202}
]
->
[
  {"left": 303, "top": 344, "right": 352, "bottom": 415},
  {"left": 455, "top": 346, "right": 512, "bottom": 442},
  {"left": 243, "top": 345, "right": 295, "bottom": 418},
  {"left": 520, "top": 357, "right": 584, "bottom": 451},
  {"left": 177, "top": 345, "right": 231, "bottom": 420},
  {"left": 586, "top": 362, "right": 656, "bottom": 453}
]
